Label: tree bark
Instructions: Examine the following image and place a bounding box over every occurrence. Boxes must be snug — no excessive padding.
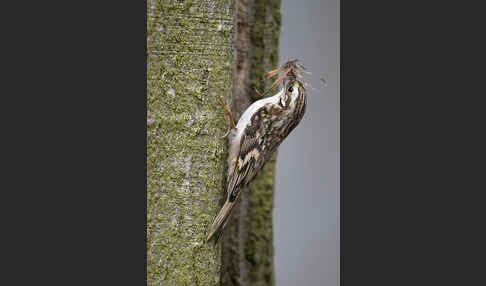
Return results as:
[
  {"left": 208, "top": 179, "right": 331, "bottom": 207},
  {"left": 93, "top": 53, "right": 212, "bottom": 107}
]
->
[
  {"left": 221, "top": 0, "right": 281, "bottom": 285},
  {"left": 147, "top": 0, "right": 280, "bottom": 284},
  {"left": 147, "top": 0, "right": 235, "bottom": 285}
]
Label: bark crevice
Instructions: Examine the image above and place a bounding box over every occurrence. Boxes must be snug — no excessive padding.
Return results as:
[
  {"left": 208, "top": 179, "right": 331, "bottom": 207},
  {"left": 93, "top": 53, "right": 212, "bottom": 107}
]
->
[{"left": 221, "top": 0, "right": 281, "bottom": 285}]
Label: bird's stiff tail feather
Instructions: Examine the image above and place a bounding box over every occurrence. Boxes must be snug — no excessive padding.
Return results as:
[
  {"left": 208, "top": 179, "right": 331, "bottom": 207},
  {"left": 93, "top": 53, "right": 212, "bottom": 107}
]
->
[{"left": 206, "top": 200, "right": 236, "bottom": 243}]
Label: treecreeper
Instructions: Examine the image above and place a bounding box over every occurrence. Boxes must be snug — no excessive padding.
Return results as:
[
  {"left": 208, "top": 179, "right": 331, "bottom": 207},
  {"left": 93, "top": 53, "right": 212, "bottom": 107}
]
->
[{"left": 207, "top": 60, "right": 308, "bottom": 243}]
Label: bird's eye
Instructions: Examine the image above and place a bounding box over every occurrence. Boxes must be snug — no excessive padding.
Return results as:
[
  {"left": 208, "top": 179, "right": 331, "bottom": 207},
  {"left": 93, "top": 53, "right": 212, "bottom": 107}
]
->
[{"left": 288, "top": 86, "right": 293, "bottom": 92}]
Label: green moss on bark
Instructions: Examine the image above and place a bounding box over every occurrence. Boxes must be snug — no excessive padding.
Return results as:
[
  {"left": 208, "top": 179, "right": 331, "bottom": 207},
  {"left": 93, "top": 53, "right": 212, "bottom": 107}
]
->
[
  {"left": 246, "top": 153, "right": 277, "bottom": 286},
  {"left": 147, "top": 0, "right": 234, "bottom": 285}
]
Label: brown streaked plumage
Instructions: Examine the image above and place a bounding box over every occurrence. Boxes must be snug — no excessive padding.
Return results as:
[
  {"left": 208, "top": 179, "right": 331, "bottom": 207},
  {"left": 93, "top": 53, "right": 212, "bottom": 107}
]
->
[{"left": 207, "top": 60, "right": 308, "bottom": 243}]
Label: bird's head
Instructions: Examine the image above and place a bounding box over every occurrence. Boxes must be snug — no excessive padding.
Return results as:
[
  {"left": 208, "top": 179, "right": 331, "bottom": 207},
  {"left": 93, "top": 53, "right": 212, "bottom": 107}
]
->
[
  {"left": 263, "top": 59, "right": 307, "bottom": 96},
  {"left": 278, "top": 78, "right": 306, "bottom": 108}
]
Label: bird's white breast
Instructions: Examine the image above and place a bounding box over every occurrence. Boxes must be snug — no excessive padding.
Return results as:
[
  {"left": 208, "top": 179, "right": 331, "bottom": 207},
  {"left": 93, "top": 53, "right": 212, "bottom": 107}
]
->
[{"left": 234, "top": 88, "right": 284, "bottom": 140}]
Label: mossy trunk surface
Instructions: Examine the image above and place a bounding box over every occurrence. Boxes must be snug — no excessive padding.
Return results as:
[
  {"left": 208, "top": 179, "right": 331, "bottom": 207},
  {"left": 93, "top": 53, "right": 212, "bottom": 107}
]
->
[
  {"left": 221, "top": 0, "right": 281, "bottom": 285},
  {"left": 147, "top": 0, "right": 234, "bottom": 285}
]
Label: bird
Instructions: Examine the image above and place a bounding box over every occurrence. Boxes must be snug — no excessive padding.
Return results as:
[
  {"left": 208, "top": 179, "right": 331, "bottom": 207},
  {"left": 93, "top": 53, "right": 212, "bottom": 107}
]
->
[{"left": 207, "top": 59, "right": 308, "bottom": 243}]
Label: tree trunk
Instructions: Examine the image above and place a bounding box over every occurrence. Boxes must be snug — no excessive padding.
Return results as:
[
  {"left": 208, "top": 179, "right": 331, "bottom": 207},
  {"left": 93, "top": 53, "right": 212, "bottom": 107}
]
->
[
  {"left": 147, "top": 0, "right": 235, "bottom": 285},
  {"left": 147, "top": 0, "right": 280, "bottom": 284},
  {"left": 221, "top": 0, "right": 281, "bottom": 285}
]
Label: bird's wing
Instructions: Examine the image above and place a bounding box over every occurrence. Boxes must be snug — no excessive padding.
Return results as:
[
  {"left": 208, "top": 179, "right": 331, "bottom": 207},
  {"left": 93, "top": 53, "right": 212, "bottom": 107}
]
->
[{"left": 226, "top": 103, "right": 276, "bottom": 202}]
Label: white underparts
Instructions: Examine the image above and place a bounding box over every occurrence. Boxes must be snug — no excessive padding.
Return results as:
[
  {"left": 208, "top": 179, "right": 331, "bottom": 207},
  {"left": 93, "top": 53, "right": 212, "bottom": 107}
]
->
[
  {"left": 234, "top": 88, "right": 284, "bottom": 140},
  {"left": 234, "top": 83, "right": 300, "bottom": 141}
]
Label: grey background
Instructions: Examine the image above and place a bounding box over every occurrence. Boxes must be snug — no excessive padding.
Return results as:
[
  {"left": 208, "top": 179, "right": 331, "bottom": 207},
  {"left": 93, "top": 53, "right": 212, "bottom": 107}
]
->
[{"left": 274, "top": 0, "right": 339, "bottom": 285}]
